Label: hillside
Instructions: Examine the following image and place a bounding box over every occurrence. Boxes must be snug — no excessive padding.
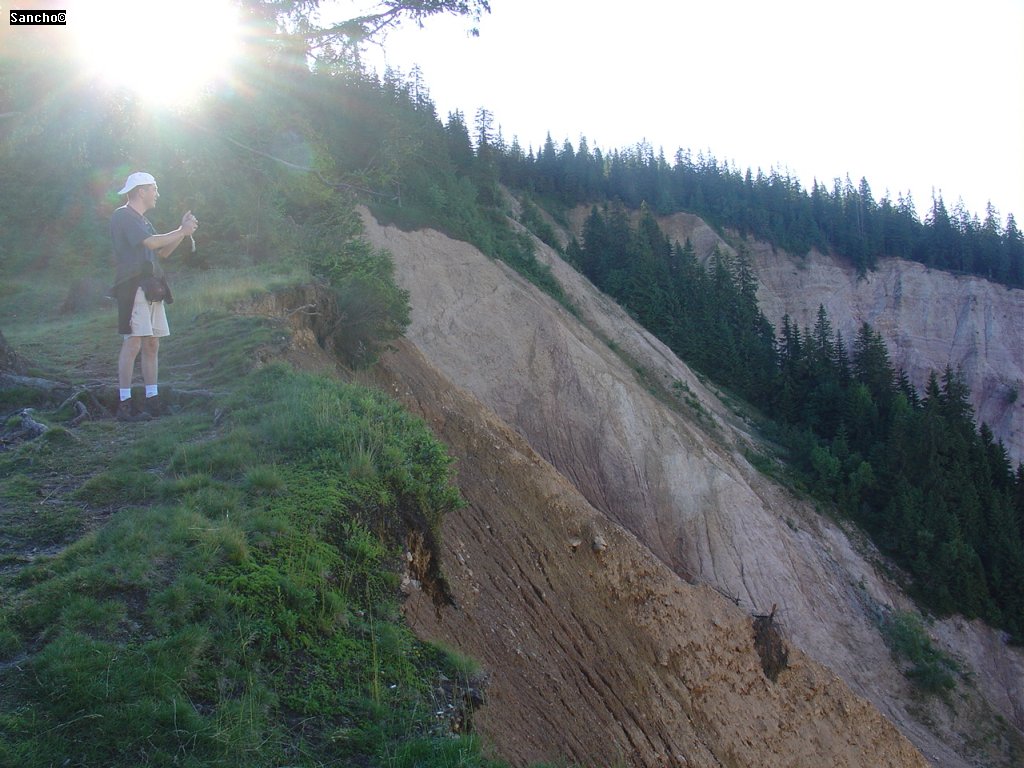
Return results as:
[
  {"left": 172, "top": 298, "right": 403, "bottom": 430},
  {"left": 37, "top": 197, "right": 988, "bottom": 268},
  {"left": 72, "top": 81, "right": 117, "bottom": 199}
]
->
[
  {"left": 1, "top": 258, "right": 935, "bottom": 768},
  {"left": 0, "top": 261, "right": 534, "bottom": 765},
  {"left": 369, "top": 338, "right": 929, "bottom": 768},
  {"left": 357, "top": 206, "right": 1024, "bottom": 766},
  {"left": 2, "top": 13, "right": 1022, "bottom": 762},
  {"left": 618, "top": 210, "right": 1024, "bottom": 465},
  {"left": 1, "top": 201, "right": 1020, "bottom": 766}
]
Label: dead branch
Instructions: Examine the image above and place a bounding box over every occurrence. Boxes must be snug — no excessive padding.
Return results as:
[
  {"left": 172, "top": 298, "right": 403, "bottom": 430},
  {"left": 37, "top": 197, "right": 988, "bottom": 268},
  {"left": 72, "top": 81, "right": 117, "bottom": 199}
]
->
[
  {"left": 58, "top": 388, "right": 105, "bottom": 419},
  {"left": 286, "top": 303, "right": 320, "bottom": 317},
  {"left": 710, "top": 583, "right": 741, "bottom": 606}
]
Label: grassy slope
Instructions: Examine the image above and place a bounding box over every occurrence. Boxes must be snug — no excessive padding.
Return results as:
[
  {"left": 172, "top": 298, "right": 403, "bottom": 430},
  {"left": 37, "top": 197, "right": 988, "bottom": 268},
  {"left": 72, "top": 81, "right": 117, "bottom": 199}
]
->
[{"left": 0, "top": 267, "right": 502, "bottom": 767}]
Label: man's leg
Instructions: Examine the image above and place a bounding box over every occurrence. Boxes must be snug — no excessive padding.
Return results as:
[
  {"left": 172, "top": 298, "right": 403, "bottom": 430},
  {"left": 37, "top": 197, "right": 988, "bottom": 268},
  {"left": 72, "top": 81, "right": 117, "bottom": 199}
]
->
[
  {"left": 140, "top": 336, "right": 165, "bottom": 416},
  {"left": 118, "top": 336, "right": 143, "bottom": 389},
  {"left": 141, "top": 336, "right": 159, "bottom": 388},
  {"left": 116, "top": 336, "right": 147, "bottom": 420}
]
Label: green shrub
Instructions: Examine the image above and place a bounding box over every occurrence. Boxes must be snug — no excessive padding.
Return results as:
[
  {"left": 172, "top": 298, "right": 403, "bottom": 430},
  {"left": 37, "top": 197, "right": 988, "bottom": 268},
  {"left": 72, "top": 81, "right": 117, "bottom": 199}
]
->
[
  {"left": 304, "top": 200, "right": 411, "bottom": 367},
  {"left": 882, "top": 611, "right": 960, "bottom": 695}
]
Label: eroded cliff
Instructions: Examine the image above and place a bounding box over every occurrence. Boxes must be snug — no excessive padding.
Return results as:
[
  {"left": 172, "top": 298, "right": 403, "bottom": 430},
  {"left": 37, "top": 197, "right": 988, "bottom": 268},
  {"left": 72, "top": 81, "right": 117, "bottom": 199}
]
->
[
  {"left": 367, "top": 340, "right": 928, "bottom": 768},
  {"left": 358, "top": 208, "right": 1024, "bottom": 766},
  {"left": 626, "top": 210, "right": 1024, "bottom": 465}
]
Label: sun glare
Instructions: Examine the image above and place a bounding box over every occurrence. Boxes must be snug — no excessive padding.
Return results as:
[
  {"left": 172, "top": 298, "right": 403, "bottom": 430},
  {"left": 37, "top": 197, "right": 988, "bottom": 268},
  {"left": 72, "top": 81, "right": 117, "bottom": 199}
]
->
[{"left": 73, "top": 0, "right": 242, "bottom": 107}]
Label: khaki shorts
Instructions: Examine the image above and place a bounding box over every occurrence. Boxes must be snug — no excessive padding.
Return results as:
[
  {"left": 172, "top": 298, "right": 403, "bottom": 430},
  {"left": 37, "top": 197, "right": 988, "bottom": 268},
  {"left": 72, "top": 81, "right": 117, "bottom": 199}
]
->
[{"left": 125, "top": 287, "right": 170, "bottom": 338}]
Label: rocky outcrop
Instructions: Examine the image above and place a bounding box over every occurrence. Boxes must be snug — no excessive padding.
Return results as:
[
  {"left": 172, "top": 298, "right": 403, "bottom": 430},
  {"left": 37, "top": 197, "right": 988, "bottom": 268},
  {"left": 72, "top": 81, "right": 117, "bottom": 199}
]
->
[{"left": 360, "top": 208, "right": 1024, "bottom": 767}]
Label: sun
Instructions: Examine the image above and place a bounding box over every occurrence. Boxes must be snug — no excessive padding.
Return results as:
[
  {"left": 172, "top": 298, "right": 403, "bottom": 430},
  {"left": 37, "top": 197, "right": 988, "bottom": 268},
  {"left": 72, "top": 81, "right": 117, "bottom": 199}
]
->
[{"left": 72, "top": 0, "right": 243, "bottom": 107}]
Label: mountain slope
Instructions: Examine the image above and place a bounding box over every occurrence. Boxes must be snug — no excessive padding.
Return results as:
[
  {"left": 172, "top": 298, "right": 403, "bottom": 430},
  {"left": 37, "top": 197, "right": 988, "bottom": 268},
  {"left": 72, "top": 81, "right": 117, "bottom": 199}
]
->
[
  {"left": 620, "top": 209, "right": 1024, "bottom": 466},
  {"left": 365, "top": 339, "right": 927, "bottom": 767},
  {"left": 358, "top": 207, "right": 1024, "bottom": 766}
]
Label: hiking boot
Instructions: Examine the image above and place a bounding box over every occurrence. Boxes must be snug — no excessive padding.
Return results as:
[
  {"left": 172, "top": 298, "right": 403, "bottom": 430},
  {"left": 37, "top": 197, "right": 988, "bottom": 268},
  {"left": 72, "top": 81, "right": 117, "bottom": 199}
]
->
[
  {"left": 115, "top": 399, "right": 151, "bottom": 422},
  {"left": 140, "top": 395, "right": 166, "bottom": 419}
]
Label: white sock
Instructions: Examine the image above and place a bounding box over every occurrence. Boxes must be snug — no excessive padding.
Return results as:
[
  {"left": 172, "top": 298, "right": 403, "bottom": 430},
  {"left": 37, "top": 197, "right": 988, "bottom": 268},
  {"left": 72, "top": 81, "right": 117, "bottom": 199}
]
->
[
  {"left": 146, "top": 385, "right": 159, "bottom": 398},
  {"left": 120, "top": 388, "right": 132, "bottom": 402}
]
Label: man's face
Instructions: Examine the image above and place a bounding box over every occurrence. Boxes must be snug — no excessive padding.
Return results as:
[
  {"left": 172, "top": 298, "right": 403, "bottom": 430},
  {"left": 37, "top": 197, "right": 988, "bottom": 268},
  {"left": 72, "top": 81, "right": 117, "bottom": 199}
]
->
[{"left": 137, "top": 183, "right": 159, "bottom": 212}]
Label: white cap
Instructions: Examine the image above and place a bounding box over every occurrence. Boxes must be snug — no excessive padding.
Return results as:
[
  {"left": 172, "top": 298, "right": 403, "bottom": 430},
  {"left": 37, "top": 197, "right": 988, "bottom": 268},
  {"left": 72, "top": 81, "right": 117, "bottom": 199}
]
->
[{"left": 117, "top": 171, "right": 157, "bottom": 195}]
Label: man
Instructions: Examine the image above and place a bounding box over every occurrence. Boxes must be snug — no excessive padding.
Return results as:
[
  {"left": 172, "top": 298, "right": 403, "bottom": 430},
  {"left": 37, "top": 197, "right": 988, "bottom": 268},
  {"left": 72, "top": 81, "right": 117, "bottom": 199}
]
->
[{"left": 110, "top": 171, "right": 198, "bottom": 421}]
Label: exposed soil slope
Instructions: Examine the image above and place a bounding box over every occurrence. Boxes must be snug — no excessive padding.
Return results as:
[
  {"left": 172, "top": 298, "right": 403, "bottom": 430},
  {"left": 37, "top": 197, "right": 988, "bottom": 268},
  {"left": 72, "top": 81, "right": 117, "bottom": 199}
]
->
[
  {"left": 366, "top": 340, "right": 927, "bottom": 768},
  {"left": 358, "top": 208, "right": 1024, "bottom": 767}
]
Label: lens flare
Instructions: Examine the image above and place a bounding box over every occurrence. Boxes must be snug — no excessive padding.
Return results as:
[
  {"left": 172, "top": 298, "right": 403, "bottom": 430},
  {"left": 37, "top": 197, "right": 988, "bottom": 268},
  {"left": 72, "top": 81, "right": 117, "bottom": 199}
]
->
[{"left": 73, "top": 0, "right": 242, "bottom": 108}]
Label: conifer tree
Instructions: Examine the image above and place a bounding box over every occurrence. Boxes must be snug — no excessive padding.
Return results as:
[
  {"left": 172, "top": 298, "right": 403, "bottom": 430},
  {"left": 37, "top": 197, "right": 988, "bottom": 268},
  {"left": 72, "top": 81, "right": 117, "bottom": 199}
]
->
[
  {"left": 443, "top": 109, "right": 475, "bottom": 175},
  {"left": 579, "top": 205, "right": 609, "bottom": 284},
  {"left": 1006, "top": 214, "right": 1024, "bottom": 286}
]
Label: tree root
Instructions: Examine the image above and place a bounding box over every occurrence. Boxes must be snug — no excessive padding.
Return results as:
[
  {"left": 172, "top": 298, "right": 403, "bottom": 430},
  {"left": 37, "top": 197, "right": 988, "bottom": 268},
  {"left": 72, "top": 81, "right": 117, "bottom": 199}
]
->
[{"left": 753, "top": 604, "right": 789, "bottom": 682}]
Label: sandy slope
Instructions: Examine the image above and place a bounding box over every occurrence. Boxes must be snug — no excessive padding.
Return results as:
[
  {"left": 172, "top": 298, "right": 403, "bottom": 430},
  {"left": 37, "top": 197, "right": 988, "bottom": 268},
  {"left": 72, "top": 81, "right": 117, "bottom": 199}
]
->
[
  {"left": 366, "top": 340, "right": 926, "bottom": 767},
  {"left": 354, "top": 208, "right": 1023, "bottom": 766}
]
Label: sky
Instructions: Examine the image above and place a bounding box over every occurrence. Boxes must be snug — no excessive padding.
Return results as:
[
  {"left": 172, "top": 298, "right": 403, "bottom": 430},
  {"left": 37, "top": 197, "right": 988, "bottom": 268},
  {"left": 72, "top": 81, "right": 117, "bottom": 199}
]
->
[{"left": 361, "top": 0, "right": 1024, "bottom": 222}]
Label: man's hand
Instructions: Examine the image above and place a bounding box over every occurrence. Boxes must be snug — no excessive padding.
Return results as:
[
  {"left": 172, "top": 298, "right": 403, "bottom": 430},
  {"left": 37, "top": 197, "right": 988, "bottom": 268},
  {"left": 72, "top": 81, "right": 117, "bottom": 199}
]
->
[
  {"left": 181, "top": 211, "right": 199, "bottom": 235},
  {"left": 145, "top": 212, "right": 200, "bottom": 258}
]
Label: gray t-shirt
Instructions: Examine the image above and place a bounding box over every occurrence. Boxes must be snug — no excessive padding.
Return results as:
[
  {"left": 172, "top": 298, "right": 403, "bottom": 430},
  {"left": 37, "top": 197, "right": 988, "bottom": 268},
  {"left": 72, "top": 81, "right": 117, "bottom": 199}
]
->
[{"left": 110, "top": 204, "right": 158, "bottom": 285}]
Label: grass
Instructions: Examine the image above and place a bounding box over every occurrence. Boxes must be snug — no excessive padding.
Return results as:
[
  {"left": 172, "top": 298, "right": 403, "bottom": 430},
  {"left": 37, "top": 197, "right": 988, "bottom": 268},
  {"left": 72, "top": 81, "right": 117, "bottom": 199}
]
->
[
  {"left": 0, "top": 262, "right": 505, "bottom": 767},
  {"left": 2, "top": 262, "right": 309, "bottom": 384}
]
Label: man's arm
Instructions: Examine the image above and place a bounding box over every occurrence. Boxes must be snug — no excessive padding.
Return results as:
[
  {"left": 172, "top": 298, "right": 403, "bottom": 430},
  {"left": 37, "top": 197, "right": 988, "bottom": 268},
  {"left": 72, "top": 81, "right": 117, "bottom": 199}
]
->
[
  {"left": 143, "top": 229, "right": 190, "bottom": 259},
  {"left": 143, "top": 211, "right": 198, "bottom": 259}
]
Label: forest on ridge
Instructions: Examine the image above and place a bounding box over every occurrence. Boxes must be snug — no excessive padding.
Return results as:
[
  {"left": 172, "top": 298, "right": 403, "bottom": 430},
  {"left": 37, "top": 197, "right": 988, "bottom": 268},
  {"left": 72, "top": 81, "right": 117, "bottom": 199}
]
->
[{"left": 491, "top": 128, "right": 1024, "bottom": 287}]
